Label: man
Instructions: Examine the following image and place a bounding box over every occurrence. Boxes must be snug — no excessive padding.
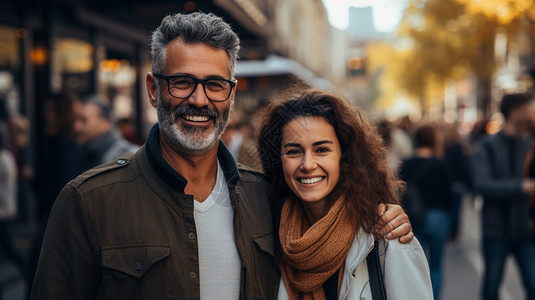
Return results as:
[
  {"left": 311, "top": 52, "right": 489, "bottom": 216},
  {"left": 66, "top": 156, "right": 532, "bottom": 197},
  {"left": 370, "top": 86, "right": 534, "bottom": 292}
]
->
[
  {"left": 73, "top": 95, "right": 138, "bottom": 170},
  {"left": 472, "top": 93, "right": 535, "bottom": 300},
  {"left": 31, "top": 12, "right": 413, "bottom": 299}
]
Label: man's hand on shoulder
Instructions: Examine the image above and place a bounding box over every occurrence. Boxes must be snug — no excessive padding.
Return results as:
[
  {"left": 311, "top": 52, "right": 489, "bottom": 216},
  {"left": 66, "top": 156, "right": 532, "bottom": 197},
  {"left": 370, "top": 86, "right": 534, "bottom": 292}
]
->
[{"left": 374, "top": 203, "right": 414, "bottom": 244}]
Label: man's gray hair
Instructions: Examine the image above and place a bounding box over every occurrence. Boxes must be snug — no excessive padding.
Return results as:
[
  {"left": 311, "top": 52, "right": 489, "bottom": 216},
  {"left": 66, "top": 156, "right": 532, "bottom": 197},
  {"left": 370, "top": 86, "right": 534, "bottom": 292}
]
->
[{"left": 150, "top": 12, "right": 240, "bottom": 78}]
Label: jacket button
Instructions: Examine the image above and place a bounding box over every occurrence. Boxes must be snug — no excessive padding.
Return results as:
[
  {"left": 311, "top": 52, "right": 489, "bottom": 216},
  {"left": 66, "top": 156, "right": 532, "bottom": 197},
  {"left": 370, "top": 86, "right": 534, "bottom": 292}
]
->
[
  {"left": 134, "top": 262, "right": 143, "bottom": 271},
  {"left": 189, "top": 271, "right": 197, "bottom": 279},
  {"left": 117, "top": 159, "right": 127, "bottom": 165},
  {"left": 188, "top": 232, "right": 196, "bottom": 240}
]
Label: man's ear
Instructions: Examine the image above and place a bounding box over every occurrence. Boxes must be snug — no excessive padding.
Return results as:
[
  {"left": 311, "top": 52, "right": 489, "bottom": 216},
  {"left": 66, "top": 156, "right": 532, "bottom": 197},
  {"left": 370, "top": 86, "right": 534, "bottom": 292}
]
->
[
  {"left": 229, "top": 81, "right": 236, "bottom": 111},
  {"left": 146, "top": 73, "right": 158, "bottom": 108}
]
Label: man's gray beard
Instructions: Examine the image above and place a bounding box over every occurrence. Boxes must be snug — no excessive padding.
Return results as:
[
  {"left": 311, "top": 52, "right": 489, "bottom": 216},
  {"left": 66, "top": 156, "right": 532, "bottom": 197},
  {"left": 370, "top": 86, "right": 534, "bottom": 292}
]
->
[{"left": 156, "top": 90, "right": 229, "bottom": 156}]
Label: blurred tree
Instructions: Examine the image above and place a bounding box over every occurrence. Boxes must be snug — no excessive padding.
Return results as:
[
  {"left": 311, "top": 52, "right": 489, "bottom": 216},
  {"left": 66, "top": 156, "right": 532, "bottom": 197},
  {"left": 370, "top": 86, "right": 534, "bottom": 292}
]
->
[{"left": 395, "top": 0, "right": 535, "bottom": 117}]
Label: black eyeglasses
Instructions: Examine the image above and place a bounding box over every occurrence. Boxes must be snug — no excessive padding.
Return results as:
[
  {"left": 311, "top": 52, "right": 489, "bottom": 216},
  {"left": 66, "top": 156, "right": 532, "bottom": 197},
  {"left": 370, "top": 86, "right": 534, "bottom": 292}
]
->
[{"left": 153, "top": 73, "right": 236, "bottom": 102}]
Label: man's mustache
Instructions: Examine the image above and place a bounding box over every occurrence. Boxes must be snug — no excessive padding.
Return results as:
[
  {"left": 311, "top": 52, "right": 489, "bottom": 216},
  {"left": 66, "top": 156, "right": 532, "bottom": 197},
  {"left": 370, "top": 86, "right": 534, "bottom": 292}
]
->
[{"left": 173, "top": 105, "right": 219, "bottom": 119}]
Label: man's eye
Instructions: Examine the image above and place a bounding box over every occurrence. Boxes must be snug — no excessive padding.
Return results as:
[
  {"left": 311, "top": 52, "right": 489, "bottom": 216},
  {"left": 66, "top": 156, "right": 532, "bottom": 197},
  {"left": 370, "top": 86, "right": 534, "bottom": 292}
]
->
[
  {"left": 171, "top": 78, "right": 193, "bottom": 87},
  {"left": 206, "top": 80, "right": 226, "bottom": 90}
]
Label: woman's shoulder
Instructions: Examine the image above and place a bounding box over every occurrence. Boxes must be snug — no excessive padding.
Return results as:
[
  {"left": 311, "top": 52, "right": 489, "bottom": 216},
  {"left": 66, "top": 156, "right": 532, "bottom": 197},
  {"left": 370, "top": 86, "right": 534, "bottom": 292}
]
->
[
  {"left": 382, "top": 237, "right": 434, "bottom": 299},
  {"left": 384, "top": 236, "right": 424, "bottom": 253}
]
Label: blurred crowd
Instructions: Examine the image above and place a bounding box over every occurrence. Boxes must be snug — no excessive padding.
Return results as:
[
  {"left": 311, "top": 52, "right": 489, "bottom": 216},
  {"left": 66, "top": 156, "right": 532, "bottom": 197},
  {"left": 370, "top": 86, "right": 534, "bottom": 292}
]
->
[
  {"left": 379, "top": 93, "right": 535, "bottom": 300},
  {"left": 0, "top": 92, "right": 139, "bottom": 297}
]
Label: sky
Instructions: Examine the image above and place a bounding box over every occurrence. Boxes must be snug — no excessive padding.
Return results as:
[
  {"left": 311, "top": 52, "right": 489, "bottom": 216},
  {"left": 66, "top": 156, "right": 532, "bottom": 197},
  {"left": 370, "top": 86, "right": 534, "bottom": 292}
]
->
[{"left": 322, "top": 0, "right": 407, "bottom": 32}]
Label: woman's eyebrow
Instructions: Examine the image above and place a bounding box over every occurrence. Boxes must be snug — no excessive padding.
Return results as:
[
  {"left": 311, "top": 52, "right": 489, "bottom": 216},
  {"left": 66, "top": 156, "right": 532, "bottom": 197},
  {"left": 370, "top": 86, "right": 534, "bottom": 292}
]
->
[
  {"left": 312, "top": 140, "right": 333, "bottom": 146},
  {"left": 282, "top": 142, "right": 301, "bottom": 148}
]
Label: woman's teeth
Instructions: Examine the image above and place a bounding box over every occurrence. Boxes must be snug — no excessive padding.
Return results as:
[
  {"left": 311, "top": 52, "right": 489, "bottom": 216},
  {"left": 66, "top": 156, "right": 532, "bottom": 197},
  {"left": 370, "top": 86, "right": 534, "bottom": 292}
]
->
[{"left": 299, "top": 177, "right": 324, "bottom": 184}]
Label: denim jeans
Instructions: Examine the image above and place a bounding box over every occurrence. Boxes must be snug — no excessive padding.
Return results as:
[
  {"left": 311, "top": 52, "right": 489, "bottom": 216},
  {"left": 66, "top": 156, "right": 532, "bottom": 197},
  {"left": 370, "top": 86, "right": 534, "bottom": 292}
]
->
[
  {"left": 414, "top": 209, "right": 451, "bottom": 300},
  {"left": 482, "top": 239, "right": 535, "bottom": 300}
]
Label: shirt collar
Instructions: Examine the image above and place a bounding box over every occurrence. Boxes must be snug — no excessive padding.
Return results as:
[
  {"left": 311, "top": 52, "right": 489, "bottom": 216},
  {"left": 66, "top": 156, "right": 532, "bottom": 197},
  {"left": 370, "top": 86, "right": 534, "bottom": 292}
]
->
[{"left": 145, "top": 123, "right": 240, "bottom": 192}]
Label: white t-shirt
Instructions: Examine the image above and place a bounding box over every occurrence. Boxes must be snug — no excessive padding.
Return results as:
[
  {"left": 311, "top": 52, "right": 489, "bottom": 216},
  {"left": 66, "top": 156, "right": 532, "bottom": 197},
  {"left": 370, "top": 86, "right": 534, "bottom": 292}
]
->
[{"left": 194, "top": 161, "right": 241, "bottom": 299}]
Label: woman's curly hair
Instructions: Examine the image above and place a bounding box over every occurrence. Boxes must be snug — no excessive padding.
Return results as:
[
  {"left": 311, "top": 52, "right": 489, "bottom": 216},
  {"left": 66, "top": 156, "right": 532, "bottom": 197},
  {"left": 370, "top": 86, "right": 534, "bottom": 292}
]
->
[{"left": 258, "top": 89, "right": 402, "bottom": 233}]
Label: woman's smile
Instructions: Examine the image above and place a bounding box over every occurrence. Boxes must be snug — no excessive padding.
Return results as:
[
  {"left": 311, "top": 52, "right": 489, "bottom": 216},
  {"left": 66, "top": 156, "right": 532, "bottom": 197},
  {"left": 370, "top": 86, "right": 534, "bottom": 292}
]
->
[{"left": 297, "top": 176, "right": 325, "bottom": 185}]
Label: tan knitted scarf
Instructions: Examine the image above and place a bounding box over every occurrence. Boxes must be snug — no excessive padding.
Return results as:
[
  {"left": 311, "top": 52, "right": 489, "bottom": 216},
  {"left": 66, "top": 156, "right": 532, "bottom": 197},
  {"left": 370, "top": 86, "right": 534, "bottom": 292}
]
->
[{"left": 279, "top": 196, "right": 356, "bottom": 300}]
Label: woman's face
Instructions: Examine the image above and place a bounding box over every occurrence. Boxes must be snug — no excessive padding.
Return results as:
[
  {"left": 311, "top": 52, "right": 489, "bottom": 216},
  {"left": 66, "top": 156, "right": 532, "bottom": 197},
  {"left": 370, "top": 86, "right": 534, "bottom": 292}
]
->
[{"left": 281, "top": 116, "right": 342, "bottom": 205}]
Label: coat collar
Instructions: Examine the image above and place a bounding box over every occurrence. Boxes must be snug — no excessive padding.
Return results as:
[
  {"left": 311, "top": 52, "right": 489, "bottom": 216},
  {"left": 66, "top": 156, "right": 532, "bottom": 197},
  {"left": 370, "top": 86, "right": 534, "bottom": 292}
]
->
[
  {"left": 344, "top": 228, "right": 375, "bottom": 276},
  {"left": 145, "top": 123, "right": 240, "bottom": 193}
]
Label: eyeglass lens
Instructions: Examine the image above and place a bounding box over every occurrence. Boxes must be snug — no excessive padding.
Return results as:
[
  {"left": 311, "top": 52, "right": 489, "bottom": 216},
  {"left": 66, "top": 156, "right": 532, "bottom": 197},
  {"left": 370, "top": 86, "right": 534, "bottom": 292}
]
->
[{"left": 168, "top": 76, "right": 231, "bottom": 101}]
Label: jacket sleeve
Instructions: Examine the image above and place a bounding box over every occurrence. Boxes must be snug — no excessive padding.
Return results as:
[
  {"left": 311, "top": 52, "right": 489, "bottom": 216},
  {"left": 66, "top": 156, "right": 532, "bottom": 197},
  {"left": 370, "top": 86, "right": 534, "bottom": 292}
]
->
[
  {"left": 470, "top": 142, "right": 524, "bottom": 201},
  {"left": 30, "top": 185, "right": 99, "bottom": 300},
  {"left": 383, "top": 238, "right": 433, "bottom": 300}
]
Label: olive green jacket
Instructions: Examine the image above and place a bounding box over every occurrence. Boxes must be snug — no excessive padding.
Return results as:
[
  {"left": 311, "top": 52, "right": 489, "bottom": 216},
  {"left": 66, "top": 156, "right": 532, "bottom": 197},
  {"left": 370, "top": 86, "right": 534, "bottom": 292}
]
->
[{"left": 31, "top": 124, "right": 279, "bottom": 300}]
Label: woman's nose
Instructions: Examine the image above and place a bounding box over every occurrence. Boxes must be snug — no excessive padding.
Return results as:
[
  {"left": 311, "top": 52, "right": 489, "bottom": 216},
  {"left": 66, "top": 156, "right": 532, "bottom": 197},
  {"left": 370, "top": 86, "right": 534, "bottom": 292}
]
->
[{"left": 300, "top": 152, "right": 317, "bottom": 171}]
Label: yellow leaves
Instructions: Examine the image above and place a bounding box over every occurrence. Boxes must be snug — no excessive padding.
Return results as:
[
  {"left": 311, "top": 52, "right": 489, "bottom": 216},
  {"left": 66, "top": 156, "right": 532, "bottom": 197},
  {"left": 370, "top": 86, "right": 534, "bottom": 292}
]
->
[
  {"left": 456, "top": 0, "right": 532, "bottom": 24},
  {"left": 530, "top": 6, "right": 535, "bottom": 21},
  {"left": 371, "top": 0, "right": 533, "bottom": 114}
]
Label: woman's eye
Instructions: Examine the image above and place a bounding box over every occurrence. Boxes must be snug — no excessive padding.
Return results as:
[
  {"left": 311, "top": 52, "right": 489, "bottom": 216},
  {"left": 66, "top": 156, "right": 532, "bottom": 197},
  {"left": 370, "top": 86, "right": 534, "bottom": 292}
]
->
[
  {"left": 285, "top": 149, "right": 301, "bottom": 155},
  {"left": 316, "top": 147, "right": 330, "bottom": 153}
]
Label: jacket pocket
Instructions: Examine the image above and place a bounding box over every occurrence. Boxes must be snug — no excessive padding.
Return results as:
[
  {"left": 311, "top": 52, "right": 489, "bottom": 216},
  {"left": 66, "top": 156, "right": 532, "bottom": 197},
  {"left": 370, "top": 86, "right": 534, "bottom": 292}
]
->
[
  {"left": 100, "top": 244, "right": 171, "bottom": 300},
  {"left": 252, "top": 231, "right": 279, "bottom": 299}
]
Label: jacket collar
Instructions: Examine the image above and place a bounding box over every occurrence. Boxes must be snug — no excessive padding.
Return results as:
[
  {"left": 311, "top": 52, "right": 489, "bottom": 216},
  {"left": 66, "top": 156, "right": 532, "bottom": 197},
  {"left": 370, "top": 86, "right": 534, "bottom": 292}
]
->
[
  {"left": 344, "top": 228, "right": 375, "bottom": 275},
  {"left": 145, "top": 123, "right": 240, "bottom": 193}
]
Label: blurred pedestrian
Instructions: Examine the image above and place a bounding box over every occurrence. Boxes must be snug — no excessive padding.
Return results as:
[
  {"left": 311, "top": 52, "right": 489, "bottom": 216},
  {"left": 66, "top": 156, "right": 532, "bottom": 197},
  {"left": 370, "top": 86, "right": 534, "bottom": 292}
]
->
[
  {"left": 399, "top": 124, "right": 453, "bottom": 299},
  {"left": 471, "top": 93, "right": 535, "bottom": 300},
  {"left": 7, "top": 115, "right": 33, "bottom": 223},
  {"left": 30, "top": 92, "right": 85, "bottom": 292},
  {"left": 221, "top": 112, "right": 262, "bottom": 171},
  {"left": 37, "top": 92, "right": 84, "bottom": 220},
  {"left": 443, "top": 125, "right": 473, "bottom": 241},
  {"left": 390, "top": 116, "right": 414, "bottom": 170},
  {"left": 73, "top": 95, "right": 138, "bottom": 170},
  {"left": 0, "top": 123, "right": 25, "bottom": 274}
]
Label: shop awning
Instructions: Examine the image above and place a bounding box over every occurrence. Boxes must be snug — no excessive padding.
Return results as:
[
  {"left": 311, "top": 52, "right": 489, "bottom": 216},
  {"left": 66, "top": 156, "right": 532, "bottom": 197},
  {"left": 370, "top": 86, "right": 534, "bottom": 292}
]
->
[{"left": 235, "top": 55, "right": 333, "bottom": 89}]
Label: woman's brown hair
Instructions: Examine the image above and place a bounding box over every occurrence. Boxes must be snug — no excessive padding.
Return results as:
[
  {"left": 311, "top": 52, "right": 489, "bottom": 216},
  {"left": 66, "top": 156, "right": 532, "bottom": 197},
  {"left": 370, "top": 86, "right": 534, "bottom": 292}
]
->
[{"left": 258, "top": 89, "right": 402, "bottom": 234}]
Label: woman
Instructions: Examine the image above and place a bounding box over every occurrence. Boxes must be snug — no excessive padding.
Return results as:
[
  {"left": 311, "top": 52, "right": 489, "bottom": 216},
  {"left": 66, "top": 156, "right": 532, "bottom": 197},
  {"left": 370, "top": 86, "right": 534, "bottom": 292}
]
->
[
  {"left": 399, "top": 125, "right": 453, "bottom": 299},
  {"left": 258, "top": 90, "right": 432, "bottom": 299}
]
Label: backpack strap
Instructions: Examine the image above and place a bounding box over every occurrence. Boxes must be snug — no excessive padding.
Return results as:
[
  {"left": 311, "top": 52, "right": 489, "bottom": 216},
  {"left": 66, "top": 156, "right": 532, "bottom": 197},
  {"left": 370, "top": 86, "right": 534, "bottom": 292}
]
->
[{"left": 367, "top": 240, "right": 387, "bottom": 300}]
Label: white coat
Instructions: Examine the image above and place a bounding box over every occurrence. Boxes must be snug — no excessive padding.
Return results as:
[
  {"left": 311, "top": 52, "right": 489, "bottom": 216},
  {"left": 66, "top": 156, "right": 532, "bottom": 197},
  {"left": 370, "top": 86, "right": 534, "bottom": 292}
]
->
[{"left": 277, "top": 229, "right": 433, "bottom": 300}]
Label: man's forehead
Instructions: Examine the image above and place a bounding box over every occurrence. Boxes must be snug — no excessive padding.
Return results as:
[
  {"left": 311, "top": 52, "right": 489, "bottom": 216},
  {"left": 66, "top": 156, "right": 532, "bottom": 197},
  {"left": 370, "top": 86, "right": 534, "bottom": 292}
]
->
[{"left": 163, "top": 39, "right": 230, "bottom": 76}]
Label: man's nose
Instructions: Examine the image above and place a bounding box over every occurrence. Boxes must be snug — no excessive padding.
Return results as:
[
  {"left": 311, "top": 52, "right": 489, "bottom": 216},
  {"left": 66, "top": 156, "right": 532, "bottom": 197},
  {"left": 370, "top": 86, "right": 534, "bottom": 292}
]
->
[{"left": 187, "top": 83, "right": 210, "bottom": 108}]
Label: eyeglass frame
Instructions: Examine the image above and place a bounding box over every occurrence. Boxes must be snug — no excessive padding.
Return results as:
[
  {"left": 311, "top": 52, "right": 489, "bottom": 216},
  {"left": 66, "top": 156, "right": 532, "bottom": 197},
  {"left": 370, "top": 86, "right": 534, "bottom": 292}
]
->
[{"left": 153, "top": 73, "right": 237, "bottom": 102}]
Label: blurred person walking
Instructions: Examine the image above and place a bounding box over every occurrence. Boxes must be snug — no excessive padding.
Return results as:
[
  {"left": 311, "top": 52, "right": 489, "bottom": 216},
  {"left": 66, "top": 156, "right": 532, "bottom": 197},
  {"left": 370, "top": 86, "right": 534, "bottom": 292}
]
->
[
  {"left": 29, "top": 92, "right": 85, "bottom": 293},
  {"left": 400, "top": 125, "right": 453, "bottom": 300},
  {"left": 0, "top": 124, "right": 25, "bottom": 276},
  {"left": 443, "top": 125, "right": 473, "bottom": 241},
  {"left": 73, "top": 95, "right": 138, "bottom": 171},
  {"left": 37, "top": 92, "right": 84, "bottom": 220},
  {"left": 221, "top": 112, "right": 262, "bottom": 171},
  {"left": 389, "top": 116, "right": 414, "bottom": 171},
  {"left": 7, "top": 115, "right": 33, "bottom": 223},
  {"left": 471, "top": 93, "right": 535, "bottom": 300}
]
